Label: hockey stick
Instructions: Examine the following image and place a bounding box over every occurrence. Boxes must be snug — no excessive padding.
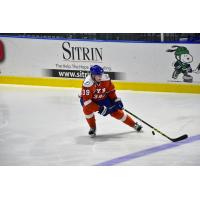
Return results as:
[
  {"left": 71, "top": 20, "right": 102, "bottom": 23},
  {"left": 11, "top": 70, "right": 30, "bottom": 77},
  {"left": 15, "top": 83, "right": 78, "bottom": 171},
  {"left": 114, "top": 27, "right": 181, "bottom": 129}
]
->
[{"left": 125, "top": 109, "right": 188, "bottom": 142}]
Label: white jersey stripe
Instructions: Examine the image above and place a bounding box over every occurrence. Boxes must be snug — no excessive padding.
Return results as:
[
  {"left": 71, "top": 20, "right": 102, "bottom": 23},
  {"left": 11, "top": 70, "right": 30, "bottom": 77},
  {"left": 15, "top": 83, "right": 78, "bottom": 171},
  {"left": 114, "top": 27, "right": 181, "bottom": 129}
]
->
[{"left": 84, "top": 99, "right": 92, "bottom": 106}]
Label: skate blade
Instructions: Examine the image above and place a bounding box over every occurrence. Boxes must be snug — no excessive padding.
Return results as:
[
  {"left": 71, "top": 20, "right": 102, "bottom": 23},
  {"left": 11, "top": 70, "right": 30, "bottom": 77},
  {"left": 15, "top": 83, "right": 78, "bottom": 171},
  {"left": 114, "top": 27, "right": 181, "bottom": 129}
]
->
[{"left": 90, "top": 133, "right": 96, "bottom": 138}]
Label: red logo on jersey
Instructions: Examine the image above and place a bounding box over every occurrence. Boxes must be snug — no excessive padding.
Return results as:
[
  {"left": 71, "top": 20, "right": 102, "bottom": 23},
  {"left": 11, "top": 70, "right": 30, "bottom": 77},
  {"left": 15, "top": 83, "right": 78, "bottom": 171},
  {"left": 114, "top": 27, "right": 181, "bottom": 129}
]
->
[{"left": 0, "top": 40, "right": 5, "bottom": 62}]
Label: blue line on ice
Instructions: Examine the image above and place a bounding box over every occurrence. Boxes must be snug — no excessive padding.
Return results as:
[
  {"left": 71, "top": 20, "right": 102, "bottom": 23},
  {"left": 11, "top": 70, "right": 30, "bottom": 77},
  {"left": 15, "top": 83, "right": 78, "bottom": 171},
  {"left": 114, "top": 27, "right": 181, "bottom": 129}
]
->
[{"left": 95, "top": 134, "right": 200, "bottom": 166}]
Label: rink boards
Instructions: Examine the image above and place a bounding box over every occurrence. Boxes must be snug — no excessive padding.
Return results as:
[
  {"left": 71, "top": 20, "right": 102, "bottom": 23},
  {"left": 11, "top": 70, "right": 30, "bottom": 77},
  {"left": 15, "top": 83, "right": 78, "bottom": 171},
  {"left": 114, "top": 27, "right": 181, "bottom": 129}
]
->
[{"left": 0, "top": 36, "right": 200, "bottom": 93}]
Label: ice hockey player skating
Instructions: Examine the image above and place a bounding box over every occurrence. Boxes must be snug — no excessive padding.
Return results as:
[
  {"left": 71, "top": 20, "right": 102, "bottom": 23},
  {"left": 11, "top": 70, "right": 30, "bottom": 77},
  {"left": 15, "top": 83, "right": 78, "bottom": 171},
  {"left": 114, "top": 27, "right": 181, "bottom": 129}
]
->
[{"left": 80, "top": 65, "right": 142, "bottom": 137}]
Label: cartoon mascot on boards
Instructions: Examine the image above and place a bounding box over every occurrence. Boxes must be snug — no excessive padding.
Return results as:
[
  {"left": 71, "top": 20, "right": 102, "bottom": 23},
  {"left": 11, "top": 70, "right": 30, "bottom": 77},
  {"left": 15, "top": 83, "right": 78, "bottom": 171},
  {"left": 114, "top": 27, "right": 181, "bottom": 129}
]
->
[{"left": 166, "top": 45, "right": 200, "bottom": 83}]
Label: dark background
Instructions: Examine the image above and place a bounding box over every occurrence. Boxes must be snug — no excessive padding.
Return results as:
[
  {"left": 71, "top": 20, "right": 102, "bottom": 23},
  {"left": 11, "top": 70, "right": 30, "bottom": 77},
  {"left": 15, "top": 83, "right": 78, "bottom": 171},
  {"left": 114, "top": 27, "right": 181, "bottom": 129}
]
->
[{"left": 1, "top": 33, "right": 200, "bottom": 42}]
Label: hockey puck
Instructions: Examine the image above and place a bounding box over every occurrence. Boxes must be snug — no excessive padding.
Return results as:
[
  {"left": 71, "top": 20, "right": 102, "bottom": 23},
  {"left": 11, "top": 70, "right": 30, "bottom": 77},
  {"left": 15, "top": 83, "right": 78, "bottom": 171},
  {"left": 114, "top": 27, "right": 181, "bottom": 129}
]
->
[{"left": 152, "top": 131, "right": 155, "bottom": 135}]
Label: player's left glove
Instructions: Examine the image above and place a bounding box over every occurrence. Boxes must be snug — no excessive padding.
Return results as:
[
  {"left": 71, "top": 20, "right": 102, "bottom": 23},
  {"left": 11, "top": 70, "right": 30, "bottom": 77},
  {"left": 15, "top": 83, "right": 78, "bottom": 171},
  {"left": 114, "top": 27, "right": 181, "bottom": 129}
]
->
[{"left": 114, "top": 98, "right": 124, "bottom": 110}]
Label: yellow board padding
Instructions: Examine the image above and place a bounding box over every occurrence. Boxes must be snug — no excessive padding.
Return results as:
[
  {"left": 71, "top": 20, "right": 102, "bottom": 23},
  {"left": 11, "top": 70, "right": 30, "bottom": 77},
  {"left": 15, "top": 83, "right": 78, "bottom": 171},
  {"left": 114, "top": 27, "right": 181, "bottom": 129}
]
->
[
  {"left": 113, "top": 81, "right": 200, "bottom": 94},
  {"left": 0, "top": 76, "right": 200, "bottom": 94},
  {"left": 0, "top": 76, "right": 83, "bottom": 88}
]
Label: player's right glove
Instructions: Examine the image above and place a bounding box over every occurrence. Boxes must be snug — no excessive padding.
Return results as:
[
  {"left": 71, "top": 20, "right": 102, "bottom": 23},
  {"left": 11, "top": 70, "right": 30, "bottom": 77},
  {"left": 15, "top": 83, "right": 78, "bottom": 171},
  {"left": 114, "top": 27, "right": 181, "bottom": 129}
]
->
[
  {"left": 98, "top": 106, "right": 109, "bottom": 116},
  {"left": 98, "top": 105, "right": 118, "bottom": 116}
]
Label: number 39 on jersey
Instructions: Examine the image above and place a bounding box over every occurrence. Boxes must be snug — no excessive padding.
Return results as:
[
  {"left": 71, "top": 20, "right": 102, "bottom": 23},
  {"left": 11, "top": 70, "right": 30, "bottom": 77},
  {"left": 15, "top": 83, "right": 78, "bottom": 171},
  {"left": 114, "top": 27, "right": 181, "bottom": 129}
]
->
[{"left": 82, "top": 89, "right": 90, "bottom": 96}]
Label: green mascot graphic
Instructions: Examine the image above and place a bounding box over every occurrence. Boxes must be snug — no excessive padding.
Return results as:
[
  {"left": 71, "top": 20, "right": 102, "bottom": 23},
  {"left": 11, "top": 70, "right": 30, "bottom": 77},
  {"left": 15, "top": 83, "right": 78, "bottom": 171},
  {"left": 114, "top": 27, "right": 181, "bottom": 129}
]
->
[{"left": 166, "top": 45, "right": 200, "bottom": 83}]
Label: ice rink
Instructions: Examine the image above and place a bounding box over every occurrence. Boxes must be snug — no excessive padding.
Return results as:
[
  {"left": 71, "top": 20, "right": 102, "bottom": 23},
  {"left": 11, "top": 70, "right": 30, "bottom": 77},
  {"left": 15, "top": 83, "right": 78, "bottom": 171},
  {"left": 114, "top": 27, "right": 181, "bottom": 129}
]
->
[{"left": 0, "top": 84, "right": 199, "bottom": 166}]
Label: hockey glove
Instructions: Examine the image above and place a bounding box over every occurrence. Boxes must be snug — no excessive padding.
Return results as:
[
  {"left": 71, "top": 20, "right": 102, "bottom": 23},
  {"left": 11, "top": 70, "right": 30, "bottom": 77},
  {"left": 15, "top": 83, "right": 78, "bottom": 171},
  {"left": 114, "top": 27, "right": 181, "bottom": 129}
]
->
[
  {"left": 98, "top": 105, "right": 118, "bottom": 116},
  {"left": 114, "top": 98, "right": 124, "bottom": 110},
  {"left": 98, "top": 106, "right": 109, "bottom": 116}
]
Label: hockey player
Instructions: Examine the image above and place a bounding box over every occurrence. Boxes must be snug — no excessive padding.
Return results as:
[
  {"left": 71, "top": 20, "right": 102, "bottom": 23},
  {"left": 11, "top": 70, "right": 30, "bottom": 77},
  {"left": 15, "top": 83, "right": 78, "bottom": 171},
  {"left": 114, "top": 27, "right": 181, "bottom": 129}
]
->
[{"left": 80, "top": 65, "right": 142, "bottom": 137}]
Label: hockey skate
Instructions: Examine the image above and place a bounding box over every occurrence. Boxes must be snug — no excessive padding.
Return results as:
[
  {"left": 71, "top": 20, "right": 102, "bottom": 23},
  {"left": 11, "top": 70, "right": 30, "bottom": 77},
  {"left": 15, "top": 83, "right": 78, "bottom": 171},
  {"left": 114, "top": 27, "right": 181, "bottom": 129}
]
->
[
  {"left": 134, "top": 122, "right": 143, "bottom": 132},
  {"left": 88, "top": 127, "right": 96, "bottom": 138}
]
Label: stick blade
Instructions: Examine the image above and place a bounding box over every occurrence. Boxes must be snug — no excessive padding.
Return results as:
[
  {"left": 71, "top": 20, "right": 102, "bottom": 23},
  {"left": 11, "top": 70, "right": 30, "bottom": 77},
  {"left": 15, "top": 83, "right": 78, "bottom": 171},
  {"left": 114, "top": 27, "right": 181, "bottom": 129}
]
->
[{"left": 171, "top": 134, "right": 188, "bottom": 142}]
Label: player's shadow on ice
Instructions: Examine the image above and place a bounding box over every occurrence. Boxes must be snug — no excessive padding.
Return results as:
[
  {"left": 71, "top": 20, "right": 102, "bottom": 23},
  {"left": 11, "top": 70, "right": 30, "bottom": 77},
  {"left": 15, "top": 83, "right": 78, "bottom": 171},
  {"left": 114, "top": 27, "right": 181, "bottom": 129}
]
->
[{"left": 76, "top": 131, "right": 137, "bottom": 145}]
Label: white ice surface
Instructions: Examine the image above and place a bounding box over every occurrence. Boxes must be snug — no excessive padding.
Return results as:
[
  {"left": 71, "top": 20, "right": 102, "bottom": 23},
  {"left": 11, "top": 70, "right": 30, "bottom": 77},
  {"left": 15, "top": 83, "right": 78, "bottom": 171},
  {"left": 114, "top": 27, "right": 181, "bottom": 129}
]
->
[{"left": 0, "top": 84, "right": 199, "bottom": 165}]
